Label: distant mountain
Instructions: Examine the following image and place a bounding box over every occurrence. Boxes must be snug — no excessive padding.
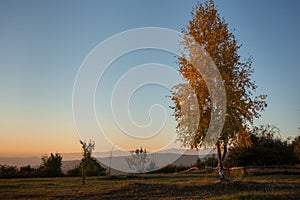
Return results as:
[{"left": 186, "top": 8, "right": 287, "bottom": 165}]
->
[
  {"left": 0, "top": 148, "right": 216, "bottom": 174},
  {"left": 62, "top": 160, "right": 80, "bottom": 173},
  {"left": 0, "top": 157, "right": 41, "bottom": 168},
  {"left": 60, "top": 153, "right": 201, "bottom": 174},
  {"left": 60, "top": 148, "right": 215, "bottom": 160},
  {"left": 97, "top": 149, "right": 216, "bottom": 174},
  {"left": 156, "top": 148, "right": 215, "bottom": 157}
]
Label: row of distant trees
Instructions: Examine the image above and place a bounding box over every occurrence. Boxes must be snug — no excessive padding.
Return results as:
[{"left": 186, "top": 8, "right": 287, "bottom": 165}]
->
[
  {"left": 0, "top": 153, "right": 63, "bottom": 178},
  {"left": 0, "top": 141, "right": 106, "bottom": 180}
]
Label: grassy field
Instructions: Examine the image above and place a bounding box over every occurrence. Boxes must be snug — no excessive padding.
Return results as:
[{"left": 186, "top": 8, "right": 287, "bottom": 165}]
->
[{"left": 0, "top": 173, "right": 299, "bottom": 199}]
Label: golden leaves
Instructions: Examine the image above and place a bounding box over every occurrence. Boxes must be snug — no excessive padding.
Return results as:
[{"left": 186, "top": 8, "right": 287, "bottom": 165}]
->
[{"left": 170, "top": 0, "right": 267, "bottom": 149}]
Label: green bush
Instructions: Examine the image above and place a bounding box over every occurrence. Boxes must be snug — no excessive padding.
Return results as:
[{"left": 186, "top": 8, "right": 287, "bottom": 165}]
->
[
  {"left": 66, "top": 166, "right": 81, "bottom": 177},
  {"left": 0, "top": 165, "right": 18, "bottom": 178},
  {"left": 18, "top": 165, "right": 36, "bottom": 178},
  {"left": 150, "top": 164, "right": 189, "bottom": 173},
  {"left": 67, "top": 158, "right": 106, "bottom": 177},
  {"left": 225, "top": 125, "right": 296, "bottom": 167},
  {"left": 37, "top": 153, "right": 63, "bottom": 177}
]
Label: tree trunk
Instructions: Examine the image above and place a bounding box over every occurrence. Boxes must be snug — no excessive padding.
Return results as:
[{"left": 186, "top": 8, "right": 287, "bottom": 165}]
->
[
  {"left": 216, "top": 141, "right": 228, "bottom": 182},
  {"left": 216, "top": 141, "right": 224, "bottom": 180},
  {"left": 81, "top": 167, "right": 86, "bottom": 185},
  {"left": 221, "top": 141, "right": 227, "bottom": 162}
]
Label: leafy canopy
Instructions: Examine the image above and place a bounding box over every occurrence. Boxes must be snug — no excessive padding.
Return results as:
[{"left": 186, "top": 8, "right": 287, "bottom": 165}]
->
[{"left": 171, "top": 0, "right": 267, "bottom": 149}]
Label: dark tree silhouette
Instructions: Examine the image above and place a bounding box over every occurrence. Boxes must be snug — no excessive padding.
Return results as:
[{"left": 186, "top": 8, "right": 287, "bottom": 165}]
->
[
  {"left": 0, "top": 165, "right": 18, "bottom": 178},
  {"left": 80, "top": 140, "right": 106, "bottom": 185},
  {"left": 37, "top": 153, "right": 63, "bottom": 177},
  {"left": 292, "top": 135, "right": 300, "bottom": 163},
  {"left": 225, "top": 125, "right": 296, "bottom": 167}
]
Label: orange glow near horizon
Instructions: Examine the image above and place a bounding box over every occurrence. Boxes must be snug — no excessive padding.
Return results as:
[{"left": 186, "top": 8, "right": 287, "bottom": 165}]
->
[
  {"left": 0, "top": 115, "right": 180, "bottom": 157},
  {"left": 0, "top": 114, "right": 81, "bottom": 156}
]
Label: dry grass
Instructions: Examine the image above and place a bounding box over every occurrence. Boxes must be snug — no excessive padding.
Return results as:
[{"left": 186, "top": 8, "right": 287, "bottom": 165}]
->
[{"left": 0, "top": 173, "right": 299, "bottom": 199}]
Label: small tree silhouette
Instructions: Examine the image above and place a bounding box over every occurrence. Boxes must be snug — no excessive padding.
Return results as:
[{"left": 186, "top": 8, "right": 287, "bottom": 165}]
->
[
  {"left": 80, "top": 140, "right": 94, "bottom": 185},
  {"left": 126, "top": 147, "right": 150, "bottom": 173},
  {"left": 37, "top": 153, "right": 63, "bottom": 177}
]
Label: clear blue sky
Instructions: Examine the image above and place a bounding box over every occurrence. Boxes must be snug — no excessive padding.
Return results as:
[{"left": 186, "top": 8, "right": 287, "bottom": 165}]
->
[{"left": 0, "top": 0, "right": 299, "bottom": 155}]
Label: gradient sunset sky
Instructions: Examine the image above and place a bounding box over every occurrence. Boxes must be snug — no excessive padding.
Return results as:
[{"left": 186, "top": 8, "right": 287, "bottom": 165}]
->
[{"left": 0, "top": 0, "right": 299, "bottom": 156}]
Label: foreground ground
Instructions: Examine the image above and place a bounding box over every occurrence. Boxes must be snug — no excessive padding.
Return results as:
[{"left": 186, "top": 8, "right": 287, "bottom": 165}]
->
[{"left": 0, "top": 173, "right": 299, "bottom": 199}]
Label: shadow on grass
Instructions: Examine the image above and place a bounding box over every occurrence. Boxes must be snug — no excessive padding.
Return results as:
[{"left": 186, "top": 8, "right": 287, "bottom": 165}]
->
[
  {"left": 101, "top": 173, "right": 218, "bottom": 182},
  {"left": 2, "top": 175, "right": 299, "bottom": 199},
  {"left": 100, "top": 181, "right": 300, "bottom": 200}
]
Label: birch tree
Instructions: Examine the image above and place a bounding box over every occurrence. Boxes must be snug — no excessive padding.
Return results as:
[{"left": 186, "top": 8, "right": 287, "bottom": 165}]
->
[{"left": 170, "top": 0, "right": 267, "bottom": 181}]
